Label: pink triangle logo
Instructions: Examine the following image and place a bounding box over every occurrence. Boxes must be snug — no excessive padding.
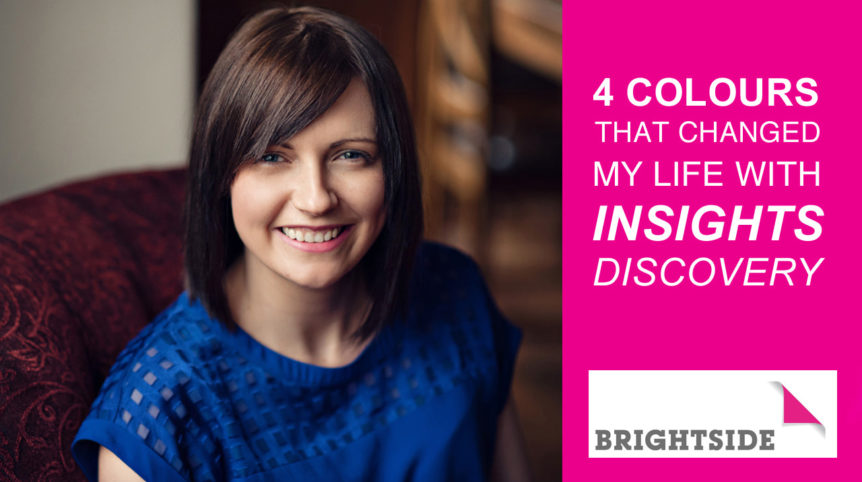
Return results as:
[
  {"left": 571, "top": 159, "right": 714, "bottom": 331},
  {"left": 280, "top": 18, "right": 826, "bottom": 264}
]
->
[{"left": 783, "top": 386, "right": 821, "bottom": 425}]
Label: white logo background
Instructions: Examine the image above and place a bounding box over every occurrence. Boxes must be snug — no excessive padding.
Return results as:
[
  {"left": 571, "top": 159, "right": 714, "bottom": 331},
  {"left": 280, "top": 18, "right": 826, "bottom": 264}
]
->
[{"left": 588, "top": 370, "right": 837, "bottom": 458}]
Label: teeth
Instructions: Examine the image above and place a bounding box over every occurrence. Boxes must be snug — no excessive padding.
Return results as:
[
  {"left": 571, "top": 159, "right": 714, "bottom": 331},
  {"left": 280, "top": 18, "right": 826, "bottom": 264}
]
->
[{"left": 281, "top": 227, "right": 343, "bottom": 243}]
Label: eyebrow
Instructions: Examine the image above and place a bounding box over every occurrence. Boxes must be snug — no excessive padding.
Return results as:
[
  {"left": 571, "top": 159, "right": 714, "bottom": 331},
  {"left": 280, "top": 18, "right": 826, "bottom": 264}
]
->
[{"left": 278, "top": 137, "right": 377, "bottom": 150}]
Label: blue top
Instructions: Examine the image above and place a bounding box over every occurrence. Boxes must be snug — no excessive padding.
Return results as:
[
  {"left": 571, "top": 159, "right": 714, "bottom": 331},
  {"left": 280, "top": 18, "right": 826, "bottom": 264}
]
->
[{"left": 72, "top": 243, "right": 521, "bottom": 481}]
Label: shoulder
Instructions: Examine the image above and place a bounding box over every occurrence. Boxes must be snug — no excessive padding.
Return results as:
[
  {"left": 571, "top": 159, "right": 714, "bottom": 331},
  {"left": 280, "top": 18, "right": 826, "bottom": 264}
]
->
[
  {"left": 411, "top": 241, "right": 485, "bottom": 297},
  {"left": 72, "top": 293, "right": 223, "bottom": 481},
  {"left": 406, "top": 242, "right": 492, "bottom": 337},
  {"left": 102, "top": 293, "right": 223, "bottom": 399},
  {"left": 415, "top": 241, "right": 481, "bottom": 274},
  {"left": 406, "top": 242, "right": 522, "bottom": 412},
  {"left": 407, "top": 241, "right": 508, "bottom": 357}
]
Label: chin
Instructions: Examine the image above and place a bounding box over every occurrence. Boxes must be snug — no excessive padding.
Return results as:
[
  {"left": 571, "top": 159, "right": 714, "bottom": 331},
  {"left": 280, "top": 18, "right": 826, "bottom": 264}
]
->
[{"left": 284, "top": 270, "right": 347, "bottom": 290}]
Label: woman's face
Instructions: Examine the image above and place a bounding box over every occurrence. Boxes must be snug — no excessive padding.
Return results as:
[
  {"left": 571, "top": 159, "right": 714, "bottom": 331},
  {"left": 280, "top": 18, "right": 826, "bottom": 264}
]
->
[{"left": 230, "top": 78, "right": 386, "bottom": 290}]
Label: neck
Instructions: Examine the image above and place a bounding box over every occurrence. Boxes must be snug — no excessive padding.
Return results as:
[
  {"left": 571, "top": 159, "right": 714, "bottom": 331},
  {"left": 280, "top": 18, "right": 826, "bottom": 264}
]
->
[{"left": 225, "top": 252, "right": 373, "bottom": 367}]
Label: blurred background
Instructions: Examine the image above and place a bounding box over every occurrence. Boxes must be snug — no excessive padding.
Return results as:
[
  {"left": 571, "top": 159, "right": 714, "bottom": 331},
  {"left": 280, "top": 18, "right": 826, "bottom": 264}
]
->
[{"left": 0, "top": 0, "right": 560, "bottom": 479}]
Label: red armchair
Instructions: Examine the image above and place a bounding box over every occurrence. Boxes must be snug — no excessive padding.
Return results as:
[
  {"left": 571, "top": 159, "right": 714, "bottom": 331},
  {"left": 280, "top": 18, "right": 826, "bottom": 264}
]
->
[{"left": 0, "top": 169, "right": 186, "bottom": 481}]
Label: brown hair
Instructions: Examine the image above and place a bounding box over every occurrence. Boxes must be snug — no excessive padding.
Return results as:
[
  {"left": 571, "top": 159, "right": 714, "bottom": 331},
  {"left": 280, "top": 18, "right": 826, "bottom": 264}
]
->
[{"left": 184, "top": 6, "right": 422, "bottom": 339}]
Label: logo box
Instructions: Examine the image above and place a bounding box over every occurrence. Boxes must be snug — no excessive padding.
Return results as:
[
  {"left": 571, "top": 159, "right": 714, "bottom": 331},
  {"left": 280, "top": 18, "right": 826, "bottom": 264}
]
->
[{"left": 588, "top": 370, "right": 837, "bottom": 458}]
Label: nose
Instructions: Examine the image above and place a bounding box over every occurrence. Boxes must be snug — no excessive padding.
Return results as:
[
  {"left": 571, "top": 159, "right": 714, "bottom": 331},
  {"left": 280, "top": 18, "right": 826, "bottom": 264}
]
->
[{"left": 292, "top": 162, "right": 337, "bottom": 216}]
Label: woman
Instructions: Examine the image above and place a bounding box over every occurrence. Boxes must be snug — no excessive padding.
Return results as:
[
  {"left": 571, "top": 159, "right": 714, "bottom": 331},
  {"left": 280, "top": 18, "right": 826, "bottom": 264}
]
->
[{"left": 72, "top": 6, "right": 528, "bottom": 481}]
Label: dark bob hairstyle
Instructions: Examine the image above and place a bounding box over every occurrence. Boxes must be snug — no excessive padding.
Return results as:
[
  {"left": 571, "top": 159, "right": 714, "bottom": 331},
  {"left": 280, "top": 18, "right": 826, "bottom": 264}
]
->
[{"left": 184, "top": 6, "right": 423, "bottom": 339}]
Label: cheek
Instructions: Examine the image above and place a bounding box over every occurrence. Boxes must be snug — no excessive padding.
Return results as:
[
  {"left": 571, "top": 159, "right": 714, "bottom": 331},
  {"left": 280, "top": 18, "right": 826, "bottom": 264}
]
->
[
  {"left": 230, "top": 195, "right": 253, "bottom": 238},
  {"left": 335, "top": 169, "right": 386, "bottom": 236},
  {"left": 361, "top": 171, "right": 386, "bottom": 226},
  {"left": 230, "top": 171, "right": 281, "bottom": 238}
]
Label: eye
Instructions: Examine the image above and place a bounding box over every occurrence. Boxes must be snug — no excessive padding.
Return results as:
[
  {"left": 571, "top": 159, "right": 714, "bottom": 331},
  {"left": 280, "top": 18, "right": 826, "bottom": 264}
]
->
[
  {"left": 259, "top": 152, "right": 284, "bottom": 163},
  {"left": 335, "top": 150, "right": 371, "bottom": 163}
]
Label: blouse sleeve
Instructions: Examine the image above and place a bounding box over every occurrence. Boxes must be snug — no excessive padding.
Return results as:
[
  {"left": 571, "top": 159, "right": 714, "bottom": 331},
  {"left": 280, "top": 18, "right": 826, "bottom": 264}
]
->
[
  {"left": 479, "top": 271, "right": 523, "bottom": 415},
  {"left": 71, "top": 334, "right": 209, "bottom": 482},
  {"left": 427, "top": 242, "right": 523, "bottom": 416},
  {"left": 72, "top": 355, "right": 188, "bottom": 481}
]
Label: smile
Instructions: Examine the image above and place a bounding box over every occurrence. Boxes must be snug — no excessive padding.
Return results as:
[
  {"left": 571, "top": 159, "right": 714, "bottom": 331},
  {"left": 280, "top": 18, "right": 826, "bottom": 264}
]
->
[
  {"left": 280, "top": 226, "right": 345, "bottom": 244},
  {"left": 276, "top": 225, "right": 354, "bottom": 253}
]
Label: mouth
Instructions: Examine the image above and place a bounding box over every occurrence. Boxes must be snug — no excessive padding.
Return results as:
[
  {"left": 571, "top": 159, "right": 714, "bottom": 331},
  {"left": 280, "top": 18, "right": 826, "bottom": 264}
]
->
[{"left": 279, "top": 225, "right": 349, "bottom": 244}]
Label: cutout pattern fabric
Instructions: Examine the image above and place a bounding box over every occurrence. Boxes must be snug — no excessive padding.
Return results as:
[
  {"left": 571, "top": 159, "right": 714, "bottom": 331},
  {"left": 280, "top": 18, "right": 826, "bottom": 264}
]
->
[{"left": 72, "top": 243, "right": 521, "bottom": 481}]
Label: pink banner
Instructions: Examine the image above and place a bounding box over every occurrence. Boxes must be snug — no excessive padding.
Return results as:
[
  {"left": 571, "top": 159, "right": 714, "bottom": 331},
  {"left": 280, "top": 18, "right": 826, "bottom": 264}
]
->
[{"left": 565, "top": 0, "right": 862, "bottom": 478}]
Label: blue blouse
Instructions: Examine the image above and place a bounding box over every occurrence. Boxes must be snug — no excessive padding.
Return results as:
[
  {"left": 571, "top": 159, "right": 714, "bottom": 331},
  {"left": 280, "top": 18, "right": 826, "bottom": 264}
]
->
[{"left": 72, "top": 243, "right": 521, "bottom": 481}]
